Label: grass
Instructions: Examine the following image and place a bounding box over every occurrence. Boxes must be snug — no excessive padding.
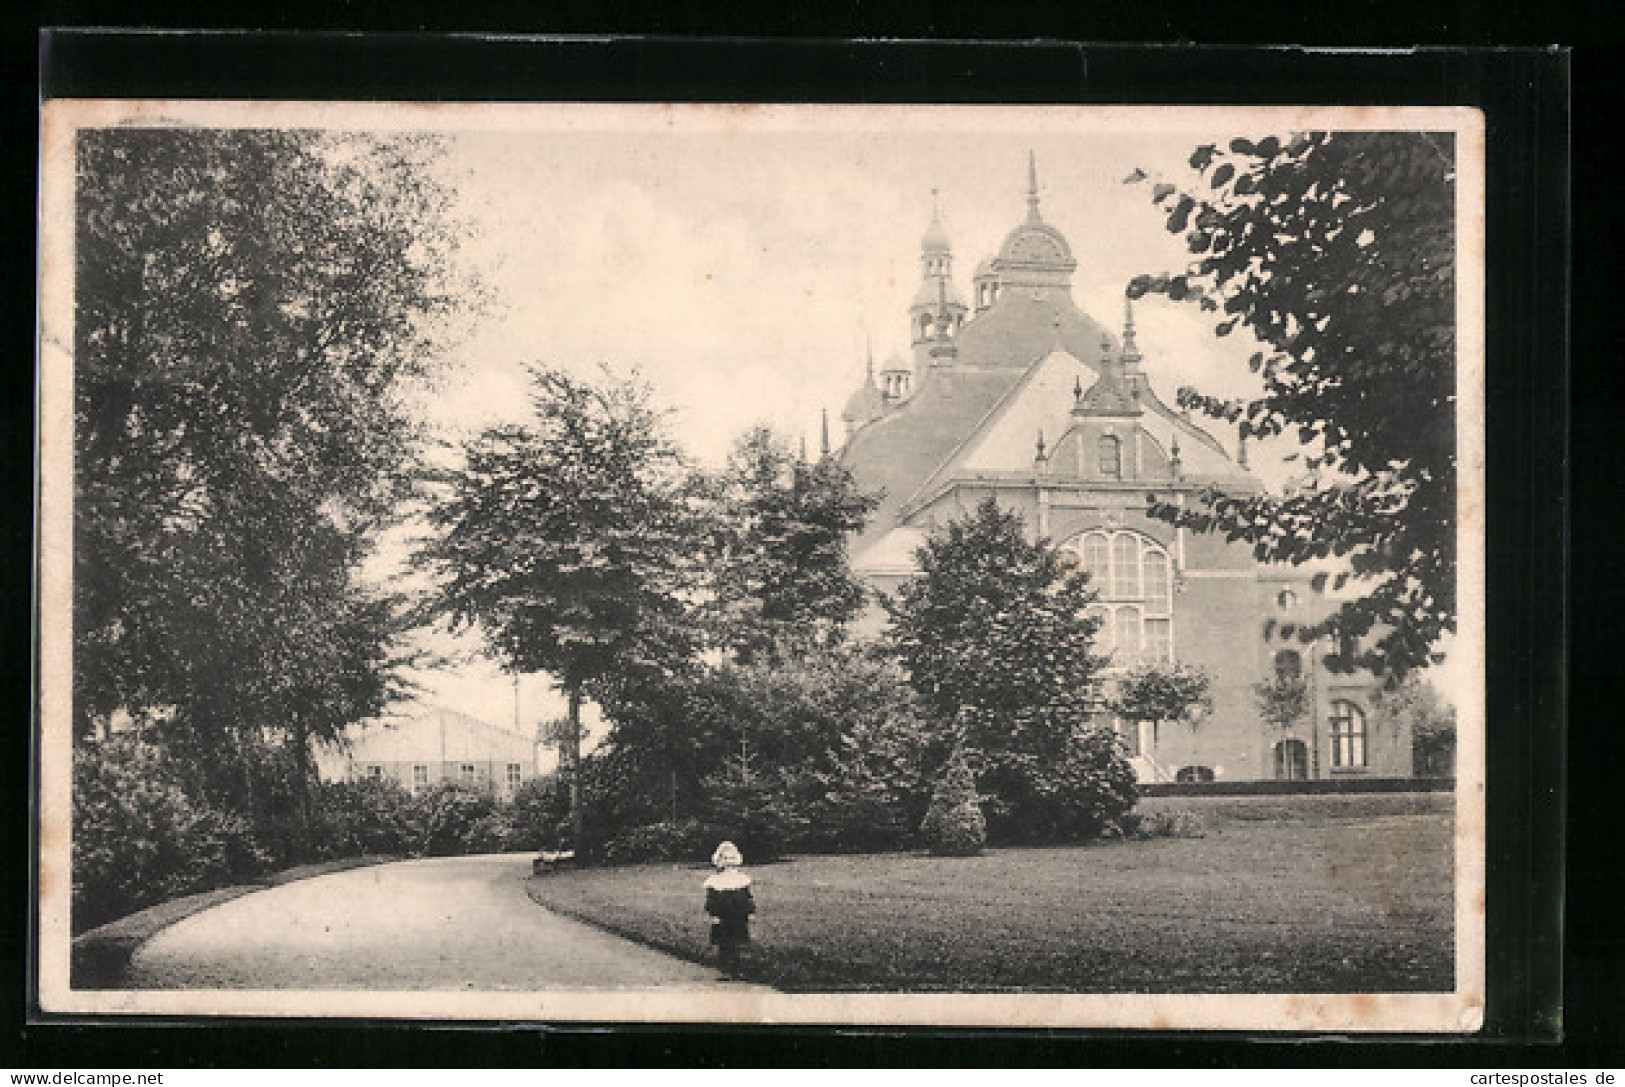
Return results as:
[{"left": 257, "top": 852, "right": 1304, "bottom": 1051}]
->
[{"left": 524, "top": 791, "right": 1454, "bottom": 993}]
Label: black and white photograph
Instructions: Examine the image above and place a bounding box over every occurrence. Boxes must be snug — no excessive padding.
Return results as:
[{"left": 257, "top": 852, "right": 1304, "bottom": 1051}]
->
[{"left": 35, "top": 101, "right": 1485, "bottom": 1030}]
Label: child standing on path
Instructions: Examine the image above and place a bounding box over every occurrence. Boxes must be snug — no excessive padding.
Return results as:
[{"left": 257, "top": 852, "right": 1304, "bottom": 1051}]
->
[{"left": 703, "top": 841, "right": 755, "bottom": 978}]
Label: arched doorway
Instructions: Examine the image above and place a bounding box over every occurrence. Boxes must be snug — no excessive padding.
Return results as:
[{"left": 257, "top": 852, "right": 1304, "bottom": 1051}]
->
[{"left": 1273, "top": 739, "right": 1309, "bottom": 781}]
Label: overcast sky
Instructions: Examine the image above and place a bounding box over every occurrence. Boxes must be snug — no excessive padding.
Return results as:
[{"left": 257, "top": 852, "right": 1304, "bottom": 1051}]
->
[{"left": 419, "top": 114, "right": 1281, "bottom": 465}]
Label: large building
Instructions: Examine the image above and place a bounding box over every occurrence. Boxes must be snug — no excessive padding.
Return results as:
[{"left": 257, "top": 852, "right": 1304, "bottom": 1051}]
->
[
  {"left": 316, "top": 702, "right": 544, "bottom": 798},
  {"left": 837, "top": 156, "right": 1409, "bottom": 784}
]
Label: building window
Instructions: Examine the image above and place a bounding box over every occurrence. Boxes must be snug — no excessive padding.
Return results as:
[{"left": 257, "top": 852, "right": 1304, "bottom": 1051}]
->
[
  {"left": 1068, "top": 530, "right": 1174, "bottom": 665},
  {"left": 460, "top": 763, "right": 477, "bottom": 785},
  {"left": 1175, "top": 765, "right": 1215, "bottom": 783},
  {"left": 1330, "top": 700, "right": 1367, "bottom": 769},
  {"left": 365, "top": 764, "right": 383, "bottom": 780},
  {"left": 412, "top": 765, "right": 428, "bottom": 792},
  {"left": 1274, "top": 649, "right": 1303, "bottom": 681},
  {"left": 1098, "top": 435, "right": 1122, "bottom": 479},
  {"left": 1276, "top": 588, "right": 1297, "bottom": 611},
  {"left": 506, "top": 763, "right": 523, "bottom": 791},
  {"left": 1274, "top": 739, "right": 1309, "bottom": 781}
]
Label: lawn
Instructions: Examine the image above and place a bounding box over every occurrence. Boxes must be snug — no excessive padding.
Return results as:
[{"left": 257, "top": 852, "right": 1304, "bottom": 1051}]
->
[{"left": 524, "top": 791, "right": 1455, "bottom": 993}]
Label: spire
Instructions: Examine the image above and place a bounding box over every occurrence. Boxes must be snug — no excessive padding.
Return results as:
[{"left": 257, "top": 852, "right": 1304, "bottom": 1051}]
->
[
  {"left": 820, "top": 408, "right": 831, "bottom": 459},
  {"left": 866, "top": 334, "right": 875, "bottom": 382},
  {"left": 1034, "top": 428, "right": 1049, "bottom": 470},
  {"left": 921, "top": 187, "right": 951, "bottom": 254},
  {"left": 1026, "top": 150, "right": 1042, "bottom": 222},
  {"left": 799, "top": 433, "right": 808, "bottom": 462},
  {"left": 1121, "top": 296, "right": 1142, "bottom": 367}
]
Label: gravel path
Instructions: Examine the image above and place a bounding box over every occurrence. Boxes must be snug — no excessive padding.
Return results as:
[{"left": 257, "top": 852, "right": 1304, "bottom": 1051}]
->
[{"left": 124, "top": 854, "right": 754, "bottom": 990}]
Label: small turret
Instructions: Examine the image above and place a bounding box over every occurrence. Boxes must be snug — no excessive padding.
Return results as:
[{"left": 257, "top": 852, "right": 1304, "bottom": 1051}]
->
[
  {"left": 879, "top": 352, "right": 912, "bottom": 405},
  {"left": 910, "top": 190, "right": 966, "bottom": 364}
]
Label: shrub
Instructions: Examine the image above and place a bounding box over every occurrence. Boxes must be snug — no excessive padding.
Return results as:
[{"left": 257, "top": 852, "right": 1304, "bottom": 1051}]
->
[
  {"left": 974, "top": 724, "right": 1138, "bottom": 845},
  {"left": 72, "top": 737, "right": 271, "bottom": 932},
  {"left": 1131, "top": 808, "right": 1207, "bottom": 839},
  {"left": 411, "top": 783, "right": 501, "bottom": 857},
  {"left": 509, "top": 775, "right": 572, "bottom": 851},
  {"left": 602, "top": 819, "right": 709, "bottom": 864},
  {"left": 309, "top": 778, "right": 418, "bottom": 858},
  {"left": 919, "top": 746, "right": 986, "bottom": 856}
]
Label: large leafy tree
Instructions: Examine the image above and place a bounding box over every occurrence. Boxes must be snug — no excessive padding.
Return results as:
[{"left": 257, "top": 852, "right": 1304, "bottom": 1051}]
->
[
  {"left": 418, "top": 365, "right": 694, "bottom": 848},
  {"left": 884, "top": 499, "right": 1133, "bottom": 842},
  {"left": 73, "top": 128, "right": 468, "bottom": 825},
  {"left": 1129, "top": 131, "right": 1457, "bottom": 676},
  {"left": 701, "top": 427, "right": 877, "bottom": 661}
]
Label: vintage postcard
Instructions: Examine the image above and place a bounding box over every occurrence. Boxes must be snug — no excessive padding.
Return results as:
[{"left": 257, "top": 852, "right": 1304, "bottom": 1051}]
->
[{"left": 36, "top": 100, "right": 1485, "bottom": 1031}]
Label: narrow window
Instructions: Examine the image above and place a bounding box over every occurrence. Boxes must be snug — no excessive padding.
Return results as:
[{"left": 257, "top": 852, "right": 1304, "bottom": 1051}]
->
[
  {"left": 460, "top": 763, "right": 477, "bottom": 784},
  {"left": 1098, "top": 435, "right": 1122, "bottom": 479},
  {"left": 412, "top": 765, "right": 428, "bottom": 792},
  {"left": 1112, "top": 533, "right": 1139, "bottom": 598},
  {"left": 1082, "top": 532, "right": 1110, "bottom": 588},
  {"left": 506, "top": 763, "right": 523, "bottom": 790},
  {"left": 1114, "top": 606, "right": 1143, "bottom": 665},
  {"left": 1330, "top": 701, "right": 1367, "bottom": 769},
  {"left": 1144, "top": 618, "right": 1172, "bottom": 662},
  {"left": 1143, "top": 549, "right": 1171, "bottom": 612}
]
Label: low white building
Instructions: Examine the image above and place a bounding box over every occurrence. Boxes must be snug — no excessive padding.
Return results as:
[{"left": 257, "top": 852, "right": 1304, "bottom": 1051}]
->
[{"left": 316, "top": 703, "right": 544, "bottom": 798}]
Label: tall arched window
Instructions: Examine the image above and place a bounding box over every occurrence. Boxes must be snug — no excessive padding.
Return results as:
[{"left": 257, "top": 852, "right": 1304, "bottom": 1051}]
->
[
  {"left": 1068, "top": 529, "right": 1174, "bottom": 665},
  {"left": 1098, "top": 435, "right": 1122, "bottom": 479},
  {"left": 1329, "top": 700, "right": 1367, "bottom": 769}
]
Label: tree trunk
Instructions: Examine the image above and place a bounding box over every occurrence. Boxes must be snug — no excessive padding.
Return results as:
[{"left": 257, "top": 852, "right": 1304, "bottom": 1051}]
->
[
  {"left": 567, "top": 686, "right": 584, "bottom": 851},
  {"left": 291, "top": 717, "right": 313, "bottom": 860}
]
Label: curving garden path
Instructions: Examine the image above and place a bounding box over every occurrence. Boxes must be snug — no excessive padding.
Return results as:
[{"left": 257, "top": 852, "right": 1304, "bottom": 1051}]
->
[{"left": 124, "top": 853, "right": 750, "bottom": 990}]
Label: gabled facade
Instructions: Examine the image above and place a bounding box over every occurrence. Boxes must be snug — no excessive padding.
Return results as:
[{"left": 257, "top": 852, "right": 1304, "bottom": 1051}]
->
[
  {"left": 316, "top": 703, "right": 543, "bottom": 798},
  {"left": 837, "top": 156, "right": 1408, "bottom": 783}
]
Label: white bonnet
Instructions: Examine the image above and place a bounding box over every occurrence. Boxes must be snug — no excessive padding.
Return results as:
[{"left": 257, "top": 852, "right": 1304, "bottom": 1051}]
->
[{"left": 711, "top": 841, "right": 744, "bottom": 868}]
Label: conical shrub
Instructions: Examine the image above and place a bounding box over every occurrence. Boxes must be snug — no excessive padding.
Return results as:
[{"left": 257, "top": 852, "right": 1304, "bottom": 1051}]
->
[{"left": 919, "top": 745, "right": 986, "bottom": 857}]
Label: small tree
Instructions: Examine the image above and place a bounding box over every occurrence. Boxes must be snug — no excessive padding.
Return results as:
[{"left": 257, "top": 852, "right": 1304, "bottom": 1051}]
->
[
  {"left": 702, "top": 427, "right": 878, "bottom": 662},
  {"left": 918, "top": 743, "right": 986, "bottom": 857},
  {"left": 1373, "top": 677, "right": 1457, "bottom": 778},
  {"left": 1111, "top": 663, "right": 1214, "bottom": 747},
  {"left": 1255, "top": 674, "right": 1311, "bottom": 733},
  {"left": 886, "top": 499, "right": 1133, "bottom": 843},
  {"left": 419, "top": 365, "right": 694, "bottom": 850}
]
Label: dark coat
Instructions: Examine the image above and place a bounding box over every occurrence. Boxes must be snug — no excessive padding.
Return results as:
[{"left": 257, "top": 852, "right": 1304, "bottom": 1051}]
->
[{"left": 705, "top": 884, "right": 755, "bottom": 945}]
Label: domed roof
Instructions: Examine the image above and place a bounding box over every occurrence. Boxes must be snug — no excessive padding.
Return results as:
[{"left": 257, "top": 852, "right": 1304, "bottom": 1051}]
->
[
  {"left": 879, "top": 351, "right": 910, "bottom": 375},
  {"left": 996, "top": 221, "right": 1073, "bottom": 266},
  {"left": 973, "top": 256, "right": 996, "bottom": 279},
  {"left": 842, "top": 379, "right": 886, "bottom": 423}
]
